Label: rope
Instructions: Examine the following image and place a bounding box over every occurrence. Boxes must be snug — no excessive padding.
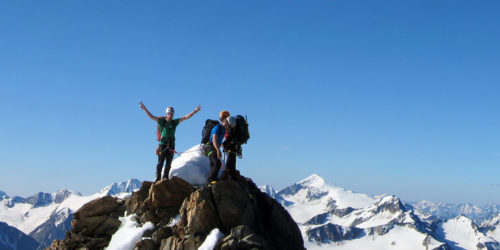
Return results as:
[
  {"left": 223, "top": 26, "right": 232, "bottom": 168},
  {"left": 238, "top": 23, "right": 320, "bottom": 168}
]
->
[{"left": 170, "top": 147, "right": 203, "bottom": 156}]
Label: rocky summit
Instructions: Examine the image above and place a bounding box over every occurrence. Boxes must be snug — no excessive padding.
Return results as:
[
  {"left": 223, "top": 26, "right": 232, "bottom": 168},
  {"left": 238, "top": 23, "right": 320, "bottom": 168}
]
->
[{"left": 48, "top": 174, "right": 304, "bottom": 250}]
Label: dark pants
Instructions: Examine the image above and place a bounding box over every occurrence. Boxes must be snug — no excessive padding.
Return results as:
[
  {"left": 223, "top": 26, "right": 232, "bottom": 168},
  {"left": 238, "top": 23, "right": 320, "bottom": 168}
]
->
[
  {"left": 156, "top": 144, "right": 174, "bottom": 182},
  {"left": 221, "top": 144, "right": 239, "bottom": 180},
  {"left": 207, "top": 151, "right": 221, "bottom": 182},
  {"left": 225, "top": 152, "right": 236, "bottom": 174}
]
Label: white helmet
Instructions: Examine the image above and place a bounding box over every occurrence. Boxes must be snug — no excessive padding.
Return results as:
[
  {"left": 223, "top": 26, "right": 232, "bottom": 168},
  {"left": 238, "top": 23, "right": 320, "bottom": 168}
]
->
[
  {"left": 226, "top": 116, "right": 237, "bottom": 128},
  {"left": 166, "top": 106, "right": 175, "bottom": 114}
]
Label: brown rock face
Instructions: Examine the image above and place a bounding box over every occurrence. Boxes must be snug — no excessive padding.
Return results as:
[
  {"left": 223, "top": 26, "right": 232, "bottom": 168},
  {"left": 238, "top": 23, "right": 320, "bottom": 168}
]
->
[
  {"left": 48, "top": 175, "right": 304, "bottom": 250},
  {"left": 126, "top": 181, "right": 153, "bottom": 214},
  {"left": 135, "top": 238, "right": 156, "bottom": 250},
  {"left": 212, "top": 178, "right": 304, "bottom": 250},
  {"left": 215, "top": 225, "right": 271, "bottom": 250},
  {"left": 48, "top": 196, "right": 125, "bottom": 249},
  {"left": 212, "top": 181, "right": 256, "bottom": 231},
  {"left": 168, "top": 177, "right": 305, "bottom": 250},
  {"left": 144, "top": 177, "right": 195, "bottom": 209},
  {"left": 73, "top": 196, "right": 124, "bottom": 219},
  {"left": 177, "top": 187, "right": 220, "bottom": 237}
]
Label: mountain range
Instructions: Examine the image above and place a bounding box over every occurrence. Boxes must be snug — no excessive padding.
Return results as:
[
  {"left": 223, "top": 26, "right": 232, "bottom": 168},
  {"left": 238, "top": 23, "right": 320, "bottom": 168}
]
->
[
  {"left": 261, "top": 174, "right": 500, "bottom": 250},
  {"left": 0, "top": 179, "right": 141, "bottom": 249},
  {"left": 1, "top": 175, "right": 500, "bottom": 249}
]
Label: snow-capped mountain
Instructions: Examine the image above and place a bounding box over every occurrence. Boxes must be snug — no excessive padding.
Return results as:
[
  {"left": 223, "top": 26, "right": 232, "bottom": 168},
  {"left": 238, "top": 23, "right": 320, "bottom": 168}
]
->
[
  {"left": 481, "top": 213, "right": 500, "bottom": 243},
  {"left": 276, "top": 174, "right": 376, "bottom": 223},
  {"left": 3, "top": 168, "right": 500, "bottom": 249},
  {"left": 0, "top": 179, "right": 141, "bottom": 248},
  {"left": 267, "top": 174, "right": 500, "bottom": 250},
  {"left": 28, "top": 208, "right": 73, "bottom": 248},
  {"left": 0, "top": 221, "right": 39, "bottom": 250},
  {"left": 408, "top": 200, "right": 500, "bottom": 223},
  {"left": 436, "top": 215, "right": 500, "bottom": 249},
  {"left": 99, "top": 179, "right": 142, "bottom": 196}
]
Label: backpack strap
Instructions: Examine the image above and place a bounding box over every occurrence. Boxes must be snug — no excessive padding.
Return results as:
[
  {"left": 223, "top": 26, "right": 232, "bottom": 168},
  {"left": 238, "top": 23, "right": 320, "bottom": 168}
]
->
[{"left": 156, "top": 125, "right": 161, "bottom": 141}]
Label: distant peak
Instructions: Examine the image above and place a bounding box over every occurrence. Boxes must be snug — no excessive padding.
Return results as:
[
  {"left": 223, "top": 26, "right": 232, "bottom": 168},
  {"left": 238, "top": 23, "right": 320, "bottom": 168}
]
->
[
  {"left": 100, "top": 178, "right": 142, "bottom": 195},
  {"left": 54, "top": 189, "right": 80, "bottom": 195},
  {"left": 298, "top": 174, "right": 325, "bottom": 187},
  {"left": 419, "top": 200, "right": 435, "bottom": 204},
  {"left": 379, "top": 195, "right": 398, "bottom": 203},
  {"left": 259, "top": 185, "right": 276, "bottom": 194}
]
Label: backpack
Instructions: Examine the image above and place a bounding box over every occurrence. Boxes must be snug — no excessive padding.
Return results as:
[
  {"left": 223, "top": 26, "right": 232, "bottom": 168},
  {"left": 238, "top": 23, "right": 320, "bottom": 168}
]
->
[
  {"left": 201, "top": 119, "right": 220, "bottom": 144},
  {"left": 231, "top": 115, "right": 250, "bottom": 145}
]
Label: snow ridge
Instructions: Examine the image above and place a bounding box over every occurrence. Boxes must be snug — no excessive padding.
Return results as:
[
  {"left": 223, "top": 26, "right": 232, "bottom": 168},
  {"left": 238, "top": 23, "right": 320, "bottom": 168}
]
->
[{"left": 270, "top": 174, "right": 500, "bottom": 249}]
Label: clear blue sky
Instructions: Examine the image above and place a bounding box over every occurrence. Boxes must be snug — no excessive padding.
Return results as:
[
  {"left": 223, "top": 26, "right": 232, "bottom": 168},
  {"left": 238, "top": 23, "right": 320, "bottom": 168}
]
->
[{"left": 1, "top": 1, "right": 499, "bottom": 205}]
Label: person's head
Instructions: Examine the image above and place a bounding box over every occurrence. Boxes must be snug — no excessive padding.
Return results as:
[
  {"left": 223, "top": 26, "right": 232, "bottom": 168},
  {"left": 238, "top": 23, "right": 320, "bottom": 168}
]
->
[
  {"left": 165, "top": 106, "right": 175, "bottom": 121},
  {"left": 219, "top": 110, "right": 230, "bottom": 122}
]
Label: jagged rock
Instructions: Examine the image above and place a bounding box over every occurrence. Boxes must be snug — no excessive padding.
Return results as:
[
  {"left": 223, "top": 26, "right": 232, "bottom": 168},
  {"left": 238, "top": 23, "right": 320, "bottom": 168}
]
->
[
  {"left": 152, "top": 226, "right": 173, "bottom": 245},
  {"left": 135, "top": 238, "right": 156, "bottom": 250},
  {"left": 126, "top": 181, "right": 153, "bottom": 214},
  {"left": 306, "top": 223, "right": 364, "bottom": 243},
  {"left": 48, "top": 230, "right": 111, "bottom": 249},
  {"left": 333, "top": 206, "right": 355, "bottom": 217},
  {"left": 366, "top": 222, "right": 395, "bottom": 236},
  {"left": 215, "top": 225, "right": 270, "bottom": 250},
  {"left": 25, "top": 192, "right": 53, "bottom": 208},
  {"left": 143, "top": 229, "right": 154, "bottom": 238},
  {"left": 170, "top": 177, "right": 304, "bottom": 250},
  {"left": 154, "top": 207, "right": 179, "bottom": 224},
  {"left": 161, "top": 236, "right": 198, "bottom": 250},
  {"left": 177, "top": 187, "right": 220, "bottom": 237},
  {"left": 48, "top": 196, "right": 125, "bottom": 249},
  {"left": 305, "top": 207, "right": 354, "bottom": 226},
  {"left": 305, "top": 212, "right": 330, "bottom": 225},
  {"left": 54, "top": 190, "right": 75, "bottom": 203},
  {"left": 144, "top": 177, "right": 195, "bottom": 209},
  {"left": 73, "top": 196, "right": 125, "bottom": 219},
  {"left": 73, "top": 214, "right": 121, "bottom": 236},
  {"left": 133, "top": 178, "right": 196, "bottom": 226},
  {"left": 212, "top": 181, "right": 256, "bottom": 231},
  {"left": 140, "top": 210, "right": 162, "bottom": 225},
  {"left": 72, "top": 196, "right": 124, "bottom": 237},
  {"left": 49, "top": 175, "right": 304, "bottom": 250},
  {"left": 376, "top": 196, "right": 406, "bottom": 214}
]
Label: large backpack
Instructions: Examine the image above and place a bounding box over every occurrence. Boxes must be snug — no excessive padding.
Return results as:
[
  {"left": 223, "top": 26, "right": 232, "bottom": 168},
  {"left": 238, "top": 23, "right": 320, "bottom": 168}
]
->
[
  {"left": 201, "top": 119, "right": 220, "bottom": 144},
  {"left": 231, "top": 115, "right": 250, "bottom": 145}
]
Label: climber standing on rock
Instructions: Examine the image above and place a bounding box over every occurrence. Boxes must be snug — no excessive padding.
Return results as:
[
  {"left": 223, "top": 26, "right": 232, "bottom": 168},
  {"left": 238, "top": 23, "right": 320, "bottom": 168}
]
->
[
  {"left": 222, "top": 115, "right": 250, "bottom": 181},
  {"left": 205, "top": 111, "right": 231, "bottom": 185},
  {"left": 140, "top": 102, "right": 201, "bottom": 182}
]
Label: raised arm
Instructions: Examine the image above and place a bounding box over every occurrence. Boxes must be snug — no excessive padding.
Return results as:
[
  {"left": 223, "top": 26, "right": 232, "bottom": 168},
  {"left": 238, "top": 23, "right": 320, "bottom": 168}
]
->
[
  {"left": 139, "top": 102, "right": 159, "bottom": 122},
  {"left": 179, "top": 104, "right": 202, "bottom": 123}
]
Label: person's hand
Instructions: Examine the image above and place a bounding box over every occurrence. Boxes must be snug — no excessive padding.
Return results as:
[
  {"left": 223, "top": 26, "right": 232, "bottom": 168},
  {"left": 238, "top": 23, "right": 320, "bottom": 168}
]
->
[
  {"left": 139, "top": 102, "right": 146, "bottom": 110},
  {"left": 217, "top": 150, "right": 222, "bottom": 159},
  {"left": 195, "top": 104, "right": 201, "bottom": 112}
]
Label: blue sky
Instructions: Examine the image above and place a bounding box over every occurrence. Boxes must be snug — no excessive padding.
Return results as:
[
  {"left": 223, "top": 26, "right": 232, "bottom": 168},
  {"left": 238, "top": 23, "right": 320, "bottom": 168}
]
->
[{"left": 1, "top": 1, "right": 499, "bottom": 205}]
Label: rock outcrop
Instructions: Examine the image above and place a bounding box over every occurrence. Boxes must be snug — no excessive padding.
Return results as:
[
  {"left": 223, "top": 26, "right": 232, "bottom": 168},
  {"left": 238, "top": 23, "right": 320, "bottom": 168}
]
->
[
  {"left": 49, "top": 175, "right": 304, "bottom": 250},
  {"left": 49, "top": 196, "right": 126, "bottom": 249}
]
